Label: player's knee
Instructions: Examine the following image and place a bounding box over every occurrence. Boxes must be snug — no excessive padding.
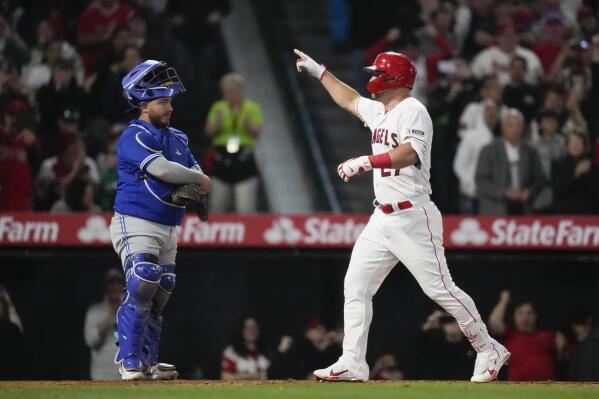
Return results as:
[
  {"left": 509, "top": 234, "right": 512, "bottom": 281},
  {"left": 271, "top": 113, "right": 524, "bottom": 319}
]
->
[
  {"left": 153, "top": 265, "right": 176, "bottom": 313},
  {"left": 344, "top": 279, "right": 368, "bottom": 300},
  {"left": 126, "top": 254, "right": 162, "bottom": 301},
  {"left": 422, "top": 279, "right": 459, "bottom": 302},
  {"left": 159, "top": 264, "right": 176, "bottom": 294}
]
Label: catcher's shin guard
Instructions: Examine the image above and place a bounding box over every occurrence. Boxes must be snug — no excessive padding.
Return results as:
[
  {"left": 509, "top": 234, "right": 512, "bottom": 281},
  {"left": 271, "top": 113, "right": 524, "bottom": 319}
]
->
[
  {"left": 142, "top": 264, "right": 176, "bottom": 367},
  {"left": 115, "top": 253, "right": 162, "bottom": 367}
]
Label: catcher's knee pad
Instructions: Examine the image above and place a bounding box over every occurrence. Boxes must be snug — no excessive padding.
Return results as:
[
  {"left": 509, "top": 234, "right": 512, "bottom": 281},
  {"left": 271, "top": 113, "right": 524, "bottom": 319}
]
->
[
  {"left": 126, "top": 253, "right": 162, "bottom": 301},
  {"left": 116, "top": 253, "right": 162, "bottom": 364},
  {"left": 153, "top": 264, "right": 176, "bottom": 313}
]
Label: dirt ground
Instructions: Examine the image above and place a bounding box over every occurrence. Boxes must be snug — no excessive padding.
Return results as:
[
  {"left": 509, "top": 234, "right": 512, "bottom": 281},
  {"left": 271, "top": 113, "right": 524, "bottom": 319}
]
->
[{"left": 1, "top": 380, "right": 598, "bottom": 388}]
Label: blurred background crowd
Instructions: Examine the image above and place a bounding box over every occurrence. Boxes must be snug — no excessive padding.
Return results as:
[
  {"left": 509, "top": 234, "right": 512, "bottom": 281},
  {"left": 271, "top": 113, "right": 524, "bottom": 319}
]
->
[
  {"left": 0, "top": 0, "right": 598, "bottom": 214},
  {"left": 0, "top": 0, "right": 599, "bottom": 383},
  {"left": 2, "top": 273, "right": 598, "bottom": 381}
]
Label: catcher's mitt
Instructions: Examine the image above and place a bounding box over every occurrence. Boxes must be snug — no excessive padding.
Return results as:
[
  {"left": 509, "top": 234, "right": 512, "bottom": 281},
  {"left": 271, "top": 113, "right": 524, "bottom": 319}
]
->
[{"left": 171, "top": 184, "right": 209, "bottom": 221}]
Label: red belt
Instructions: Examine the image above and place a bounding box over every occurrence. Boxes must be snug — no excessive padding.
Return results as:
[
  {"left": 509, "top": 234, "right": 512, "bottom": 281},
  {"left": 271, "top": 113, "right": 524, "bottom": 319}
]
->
[{"left": 378, "top": 200, "right": 413, "bottom": 214}]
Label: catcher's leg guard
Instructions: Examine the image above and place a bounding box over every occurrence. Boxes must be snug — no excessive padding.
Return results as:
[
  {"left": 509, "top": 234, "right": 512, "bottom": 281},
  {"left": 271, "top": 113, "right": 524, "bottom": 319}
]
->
[
  {"left": 115, "top": 253, "right": 162, "bottom": 369},
  {"left": 143, "top": 264, "right": 176, "bottom": 366},
  {"left": 143, "top": 264, "right": 178, "bottom": 379}
]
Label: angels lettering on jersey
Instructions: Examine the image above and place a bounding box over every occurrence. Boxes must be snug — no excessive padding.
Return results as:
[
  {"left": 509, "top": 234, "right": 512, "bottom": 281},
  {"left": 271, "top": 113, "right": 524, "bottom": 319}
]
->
[{"left": 355, "top": 96, "right": 433, "bottom": 202}]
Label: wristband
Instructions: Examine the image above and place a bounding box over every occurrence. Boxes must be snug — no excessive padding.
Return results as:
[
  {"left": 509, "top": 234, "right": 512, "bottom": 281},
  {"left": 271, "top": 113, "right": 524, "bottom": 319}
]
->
[
  {"left": 368, "top": 152, "right": 392, "bottom": 169},
  {"left": 319, "top": 64, "right": 327, "bottom": 81}
]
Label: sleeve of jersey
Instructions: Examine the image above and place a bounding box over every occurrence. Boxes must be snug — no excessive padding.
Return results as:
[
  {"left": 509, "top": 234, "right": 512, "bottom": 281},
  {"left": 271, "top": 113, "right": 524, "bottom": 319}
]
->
[
  {"left": 121, "top": 130, "right": 163, "bottom": 172},
  {"left": 354, "top": 97, "right": 382, "bottom": 128},
  {"left": 400, "top": 110, "right": 430, "bottom": 167},
  {"left": 187, "top": 149, "right": 199, "bottom": 169}
]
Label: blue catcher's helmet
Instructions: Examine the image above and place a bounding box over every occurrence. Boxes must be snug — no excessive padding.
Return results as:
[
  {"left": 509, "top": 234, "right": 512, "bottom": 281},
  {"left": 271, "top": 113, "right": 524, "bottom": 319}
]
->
[{"left": 122, "top": 60, "right": 186, "bottom": 107}]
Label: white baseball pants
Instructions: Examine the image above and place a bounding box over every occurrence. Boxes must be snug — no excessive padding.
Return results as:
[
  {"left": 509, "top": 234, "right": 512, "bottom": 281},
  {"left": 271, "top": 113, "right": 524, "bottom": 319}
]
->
[{"left": 340, "top": 198, "right": 488, "bottom": 379}]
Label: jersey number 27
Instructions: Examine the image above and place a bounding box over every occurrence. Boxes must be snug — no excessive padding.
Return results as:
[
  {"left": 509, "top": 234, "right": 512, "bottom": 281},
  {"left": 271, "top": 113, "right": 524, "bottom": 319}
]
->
[{"left": 381, "top": 168, "right": 400, "bottom": 177}]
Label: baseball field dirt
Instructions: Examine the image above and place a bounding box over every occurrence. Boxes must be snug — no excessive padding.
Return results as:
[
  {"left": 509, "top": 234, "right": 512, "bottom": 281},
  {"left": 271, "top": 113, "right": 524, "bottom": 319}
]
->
[{"left": 1, "top": 380, "right": 598, "bottom": 399}]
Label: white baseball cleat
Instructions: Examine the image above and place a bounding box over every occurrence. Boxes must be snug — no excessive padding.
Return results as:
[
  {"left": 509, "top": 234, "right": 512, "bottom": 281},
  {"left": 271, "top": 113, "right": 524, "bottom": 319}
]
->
[
  {"left": 470, "top": 339, "right": 511, "bottom": 383},
  {"left": 119, "top": 363, "right": 146, "bottom": 381},
  {"left": 313, "top": 361, "right": 366, "bottom": 382},
  {"left": 145, "top": 363, "right": 179, "bottom": 380}
]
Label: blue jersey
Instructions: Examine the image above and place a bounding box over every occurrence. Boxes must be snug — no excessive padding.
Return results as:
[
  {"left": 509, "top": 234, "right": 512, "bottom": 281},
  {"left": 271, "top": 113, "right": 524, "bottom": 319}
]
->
[{"left": 113, "top": 119, "right": 199, "bottom": 226}]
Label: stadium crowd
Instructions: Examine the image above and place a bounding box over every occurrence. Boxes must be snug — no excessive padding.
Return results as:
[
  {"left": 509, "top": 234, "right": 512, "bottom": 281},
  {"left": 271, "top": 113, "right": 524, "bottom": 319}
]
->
[
  {"left": 0, "top": 0, "right": 597, "bottom": 214},
  {"left": 0, "top": 0, "right": 237, "bottom": 213},
  {"left": 0, "top": 0, "right": 598, "bottom": 384},
  {"left": 335, "top": 0, "right": 599, "bottom": 214}
]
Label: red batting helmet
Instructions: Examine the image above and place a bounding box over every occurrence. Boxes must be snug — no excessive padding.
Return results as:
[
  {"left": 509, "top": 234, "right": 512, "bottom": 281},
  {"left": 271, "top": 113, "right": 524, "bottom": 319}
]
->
[{"left": 364, "top": 52, "right": 417, "bottom": 94}]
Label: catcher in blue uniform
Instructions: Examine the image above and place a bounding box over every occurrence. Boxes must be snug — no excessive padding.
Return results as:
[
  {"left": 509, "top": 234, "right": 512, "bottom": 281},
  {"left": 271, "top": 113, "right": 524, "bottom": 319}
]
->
[{"left": 109, "top": 60, "right": 212, "bottom": 380}]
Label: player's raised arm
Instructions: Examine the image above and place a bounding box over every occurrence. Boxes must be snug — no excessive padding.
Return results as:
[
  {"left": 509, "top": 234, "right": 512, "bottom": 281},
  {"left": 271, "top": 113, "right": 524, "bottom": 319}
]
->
[{"left": 294, "top": 49, "right": 361, "bottom": 117}]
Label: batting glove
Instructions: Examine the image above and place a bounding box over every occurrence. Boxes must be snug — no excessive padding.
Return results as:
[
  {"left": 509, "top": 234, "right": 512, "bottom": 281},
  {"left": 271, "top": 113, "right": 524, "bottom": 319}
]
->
[
  {"left": 294, "top": 49, "right": 326, "bottom": 80},
  {"left": 338, "top": 156, "right": 372, "bottom": 182}
]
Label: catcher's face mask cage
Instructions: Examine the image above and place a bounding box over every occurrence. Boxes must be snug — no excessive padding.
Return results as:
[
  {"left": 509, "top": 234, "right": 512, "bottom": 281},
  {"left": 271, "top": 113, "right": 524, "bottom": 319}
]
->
[{"left": 122, "top": 60, "right": 186, "bottom": 107}]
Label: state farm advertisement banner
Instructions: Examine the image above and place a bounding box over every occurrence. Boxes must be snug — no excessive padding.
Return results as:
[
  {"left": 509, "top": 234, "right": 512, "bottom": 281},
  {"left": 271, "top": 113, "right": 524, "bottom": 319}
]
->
[{"left": 0, "top": 213, "right": 598, "bottom": 250}]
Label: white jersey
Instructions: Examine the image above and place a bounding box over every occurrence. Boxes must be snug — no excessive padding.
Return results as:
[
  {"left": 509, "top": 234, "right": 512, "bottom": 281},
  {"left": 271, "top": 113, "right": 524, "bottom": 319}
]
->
[{"left": 354, "top": 96, "right": 433, "bottom": 204}]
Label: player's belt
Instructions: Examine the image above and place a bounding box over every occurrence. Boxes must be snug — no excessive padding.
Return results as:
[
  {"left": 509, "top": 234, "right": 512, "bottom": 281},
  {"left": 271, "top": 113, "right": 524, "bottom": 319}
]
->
[{"left": 374, "top": 199, "right": 413, "bottom": 214}]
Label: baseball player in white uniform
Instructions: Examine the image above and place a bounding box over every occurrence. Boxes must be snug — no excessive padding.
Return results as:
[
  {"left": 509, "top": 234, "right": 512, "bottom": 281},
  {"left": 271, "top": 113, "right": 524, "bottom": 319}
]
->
[{"left": 295, "top": 49, "right": 510, "bottom": 383}]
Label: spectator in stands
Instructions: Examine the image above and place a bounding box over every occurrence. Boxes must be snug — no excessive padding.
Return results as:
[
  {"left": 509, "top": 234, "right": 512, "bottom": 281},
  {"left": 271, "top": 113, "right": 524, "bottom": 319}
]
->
[
  {"left": 559, "top": 308, "right": 593, "bottom": 379},
  {"left": 414, "top": 3, "right": 457, "bottom": 87},
  {"left": 0, "top": 286, "right": 25, "bottom": 379},
  {"left": 569, "top": 323, "right": 599, "bottom": 380},
  {"left": 205, "top": 73, "right": 263, "bottom": 213},
  {"left": 89, "top": 26, "right": 131, "bottom": 100},
  {"left": 415, "top": 310, "right": 475, "bottom": 380},
  {"left": 50, "top": 177, "right": 101, "bottom": 213},
  {"left": 36, "top": 134, "right": 100, "bottom": 211},
  {"left": 84, "top": 269, "right": 124, "bottom": 380},
  {"left": 0, "top": 14, "right": 30, "bottom": 70},
  {"left": 96, "top": 135, "right": 119, "bottom": 211},
  {"left": 221, "top": 317, "right": 270, "bottom": 380},
  {"left": 475, "top": 109, "right": 545, "bottom": 215},
  {"left": 22, "top": 20, "right": 84, "bottom": 91},
  {"left": 488, "top": 290, "right": 558, "bottom": 381},
  {"left": 36, "top": 59, "right": 85, "bottom": 140},
  {"left": 22, "top": 39, "right": 64, "bottom": 93},
  {"left": 458, "top": 76, "right": 504, "bottom": 138},
  {"left": 100, "top": 44, "right": 143, "bottom": 123},
  {"left": 168, "top": 0, "right": 230, "bottom": 89},
  {"left": 268, "top": 319, "right": 342, "bottom": 380},
  {"left": 453, "top": 99, "right": 499, "bottom": 214},
  {"left": 471, "top": 21, "right": 543, "bottom": 86},
  {"left": 370, "top": 352, "right": 404, "bottom": 380},
  {"left": 0, "top": 61, "right": 28, "bottom": 113},
  {"left": 128, "top": 13, "right": 160, "bottom": 60},
  {"left": 577, "top": 5, "right": 599, "bottom": 41},
  {"left": 534, "top": 11, "right": 568, "bottom": 74},
  {"left": 530, "top": 110, "right": 566, "bottom": 213},
  {"left": 460, "top": 0, "right": 495, "bottom": 60},
  {"left": 427, "top": 57, "right": 475, "bottom": 212},
  {"left": 552, "top": 131, "right": 599, "bottom": 214},
  {"left": 38, "top": 105, "right": 81, "bottom": 158},
  {"left": 0, "top": 99, "right": 40, "bottom": 211},
  {"left": 502, "top": 56, "right": 539, "bottom": 125},
  {"left": 76, "top": 0, "right": 135, "bottom": 73}
]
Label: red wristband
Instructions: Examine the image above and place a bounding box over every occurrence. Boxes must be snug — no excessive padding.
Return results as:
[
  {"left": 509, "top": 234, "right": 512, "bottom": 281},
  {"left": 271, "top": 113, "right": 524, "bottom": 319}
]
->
[
  {"left": 368, "top": 152, "right": 392, "bottom": 169},
  {"left": 319, "top": 64, "right": 327, "bottom": 81}
]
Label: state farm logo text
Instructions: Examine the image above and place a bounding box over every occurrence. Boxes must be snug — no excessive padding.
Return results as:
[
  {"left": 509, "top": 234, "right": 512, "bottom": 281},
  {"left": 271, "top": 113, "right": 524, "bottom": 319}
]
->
[
  {"left": 450, "top": 218, "right": 599, "bottom": 247},
  {"left": 180, "top": 217, "right": 245, "bottom": 244},
  {"left": 264, "top": 217, "right": 366, "bottom": 245},
  {"left": 0, "top": 216, "right": 58, "bottom": 242}
]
